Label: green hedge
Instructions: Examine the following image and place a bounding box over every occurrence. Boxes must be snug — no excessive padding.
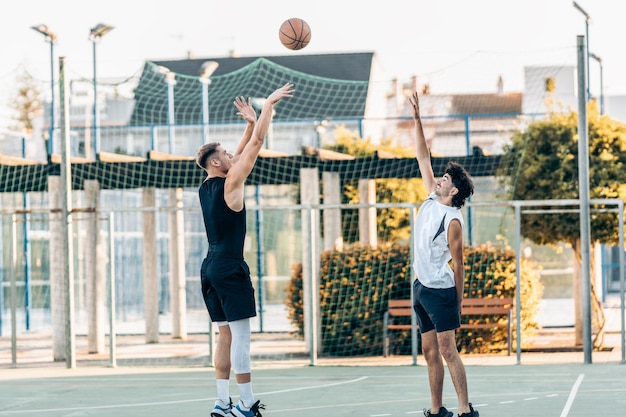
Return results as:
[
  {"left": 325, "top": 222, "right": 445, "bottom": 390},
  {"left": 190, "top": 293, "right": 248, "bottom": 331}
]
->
[{"left": 285, "top": 243, "right": 543, "bottom": 356}]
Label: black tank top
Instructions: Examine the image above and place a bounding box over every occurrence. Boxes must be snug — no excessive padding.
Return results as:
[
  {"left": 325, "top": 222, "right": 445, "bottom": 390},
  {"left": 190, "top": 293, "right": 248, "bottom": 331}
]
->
[{"left": 199, "top": 177, "right": 246, "bottom": 258}]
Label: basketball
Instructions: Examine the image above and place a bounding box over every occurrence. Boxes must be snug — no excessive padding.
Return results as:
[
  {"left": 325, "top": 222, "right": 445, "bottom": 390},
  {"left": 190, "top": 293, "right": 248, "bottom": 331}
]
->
[{"left": 278, "top": 18, "right": 311, "bottom": 51}]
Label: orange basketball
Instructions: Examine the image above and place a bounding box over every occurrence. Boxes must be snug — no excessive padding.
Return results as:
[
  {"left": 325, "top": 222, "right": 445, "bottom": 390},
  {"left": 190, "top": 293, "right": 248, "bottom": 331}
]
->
[{"left": 278, "top": 18, "right": 311, "bottom": 50}]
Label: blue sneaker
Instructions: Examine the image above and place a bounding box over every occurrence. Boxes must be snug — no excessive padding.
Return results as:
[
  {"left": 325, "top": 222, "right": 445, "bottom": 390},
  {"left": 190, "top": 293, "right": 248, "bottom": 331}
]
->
[
  {"left": 231, "top": 399, "right": 265, "bottom": 417},
  {"left": 211, "top": 398, "right": 232, "bottom": 417}
]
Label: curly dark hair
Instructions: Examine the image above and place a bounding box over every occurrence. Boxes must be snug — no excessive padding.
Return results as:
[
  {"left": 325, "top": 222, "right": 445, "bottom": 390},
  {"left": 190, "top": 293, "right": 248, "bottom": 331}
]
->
[{"left": 445, "top": 161, "right": 474, "bottom": 208}]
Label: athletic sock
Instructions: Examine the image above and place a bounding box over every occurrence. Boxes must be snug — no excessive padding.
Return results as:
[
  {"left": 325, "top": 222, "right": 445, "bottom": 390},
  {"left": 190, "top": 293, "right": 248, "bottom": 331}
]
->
[
  {"left": 237, "top": 382, "right": 254, "bottom": 408},
  {"left": 216, "top": 379, "right": 230, "bottom": 404}
]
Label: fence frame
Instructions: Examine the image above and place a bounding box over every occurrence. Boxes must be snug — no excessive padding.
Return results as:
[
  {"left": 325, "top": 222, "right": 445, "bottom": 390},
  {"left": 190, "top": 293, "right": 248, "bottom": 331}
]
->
[{"left": 1, "top": 198, "right": 625, "bottom": 367}]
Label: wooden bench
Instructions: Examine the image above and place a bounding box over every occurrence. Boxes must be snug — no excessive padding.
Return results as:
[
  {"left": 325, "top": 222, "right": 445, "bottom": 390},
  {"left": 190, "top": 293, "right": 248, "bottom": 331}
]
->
[{"left": 382, "top": 297, "right": 514, "bottom": 357}]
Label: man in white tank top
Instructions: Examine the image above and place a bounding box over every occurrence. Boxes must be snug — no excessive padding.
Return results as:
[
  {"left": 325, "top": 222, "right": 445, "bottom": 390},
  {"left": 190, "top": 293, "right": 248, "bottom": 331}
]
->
[{"left": 409, "top": 91, "right": 479, "bottom": 417}]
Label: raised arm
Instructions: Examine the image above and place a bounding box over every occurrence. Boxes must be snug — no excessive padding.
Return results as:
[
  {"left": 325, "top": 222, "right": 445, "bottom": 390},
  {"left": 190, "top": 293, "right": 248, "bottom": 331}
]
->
[
  {"left": 232, "top": 96, "right": 257, "bottom": 160},
  {"left": 224, "top": 83, "right": 294, "bottom": 210},
  {"left": 409, "top": 91, "right": 436, "bottom": 193}
]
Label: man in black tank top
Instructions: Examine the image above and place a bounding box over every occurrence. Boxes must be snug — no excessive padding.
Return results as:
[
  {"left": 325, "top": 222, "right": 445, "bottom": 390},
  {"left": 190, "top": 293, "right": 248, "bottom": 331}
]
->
[{"left": 196, "top": 83, "right": 294, "bottom": 417}]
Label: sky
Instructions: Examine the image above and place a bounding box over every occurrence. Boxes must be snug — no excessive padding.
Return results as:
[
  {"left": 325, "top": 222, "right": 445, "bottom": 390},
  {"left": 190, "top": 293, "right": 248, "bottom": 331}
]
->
[{"left": 1, "top": 0, "right": 624, "bottom": 131}]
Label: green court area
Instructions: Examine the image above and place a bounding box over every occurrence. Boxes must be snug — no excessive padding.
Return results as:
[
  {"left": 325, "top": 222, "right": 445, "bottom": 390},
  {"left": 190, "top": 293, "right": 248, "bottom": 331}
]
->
[{"left": 0, "top": 363, "right": 624, "bottom": 416}]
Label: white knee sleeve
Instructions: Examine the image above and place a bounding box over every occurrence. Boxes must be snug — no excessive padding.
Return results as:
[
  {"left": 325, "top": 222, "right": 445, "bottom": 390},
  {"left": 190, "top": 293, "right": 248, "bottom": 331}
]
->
[{"left": 229, "top": 319, "right": 251, "bottom": 374}]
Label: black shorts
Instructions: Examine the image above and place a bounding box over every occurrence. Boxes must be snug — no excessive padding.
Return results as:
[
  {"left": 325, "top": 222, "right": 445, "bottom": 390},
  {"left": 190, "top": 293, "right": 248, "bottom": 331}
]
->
[
  {"left": 200, "top": 253, "right": 257, "bottom": 322},
  {"left": 412, "top": 279, "right": 460, "bottom": 333}
]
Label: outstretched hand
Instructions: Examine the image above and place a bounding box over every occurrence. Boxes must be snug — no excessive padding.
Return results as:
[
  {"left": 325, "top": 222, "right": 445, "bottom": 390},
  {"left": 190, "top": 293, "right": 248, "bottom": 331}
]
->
[
  {"left": 408, "top": 91, "right": 421, "bottom": 120},
  {"left": 234, "top": 96, "right": 257, "bottom": 124},
  {"left": 267, "top": 83, "right": 295, "bottom": 105}
]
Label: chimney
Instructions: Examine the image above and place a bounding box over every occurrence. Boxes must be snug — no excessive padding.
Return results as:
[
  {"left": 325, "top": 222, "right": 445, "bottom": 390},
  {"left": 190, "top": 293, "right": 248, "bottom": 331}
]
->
[
  {"left": 497, "top": 75, "right": 504, "bottom": 95},
  {"left": 411, "top": 75, "right": 418, "bottom": 93},
  {"left": 229, "top": 36, "right": 240, "bottom": 58}
]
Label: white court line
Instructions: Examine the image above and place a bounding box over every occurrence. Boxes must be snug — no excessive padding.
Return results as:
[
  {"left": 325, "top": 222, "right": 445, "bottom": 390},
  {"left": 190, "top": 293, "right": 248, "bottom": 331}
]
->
[
  {"left": 0, "top": 376, "right": 368, "bottom": 415},
  {"left": 560, "top": 373, "right": 584, "bottom": 417},
  {"left": 255, "top": 376, "right": 368, "bottom": 395}
]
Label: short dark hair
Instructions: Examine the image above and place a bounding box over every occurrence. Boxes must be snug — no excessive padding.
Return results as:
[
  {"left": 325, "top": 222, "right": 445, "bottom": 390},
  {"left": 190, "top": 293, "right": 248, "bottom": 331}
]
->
[
  {"left": 196, "top": 142, "right": 220, "bottom": 170},
  {"left": 445, "top": 161, "right": 474, "bottom": 208}
]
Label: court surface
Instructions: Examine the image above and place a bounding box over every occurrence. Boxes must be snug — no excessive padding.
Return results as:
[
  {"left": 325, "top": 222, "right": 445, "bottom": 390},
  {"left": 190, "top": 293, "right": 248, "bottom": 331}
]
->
[{"left": 0, "top": 362, "right": 624, "bottom": 417}]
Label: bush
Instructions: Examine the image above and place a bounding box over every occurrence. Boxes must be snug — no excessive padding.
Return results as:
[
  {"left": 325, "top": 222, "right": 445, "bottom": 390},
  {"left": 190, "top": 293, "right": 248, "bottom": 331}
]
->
[
  {"left": 285, "top": 242, "right": 543, "bottom": 356},
  {"left": 460, "top": 244, "right": 543, "bottom": 353},
  {"left": 286, "top": 243, "right": 411, "bottom": 355}
]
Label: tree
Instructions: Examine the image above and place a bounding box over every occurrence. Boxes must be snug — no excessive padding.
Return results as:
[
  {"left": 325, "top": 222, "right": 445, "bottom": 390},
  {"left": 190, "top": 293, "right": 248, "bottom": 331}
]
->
[
  {"left": 10, "top": 68, "right": 43, "bottom": 133},
  {"left": 326, "top": 126, "right": 428, "bottom": 243},
  {"left": 498, "top": 101, "right": 626, "bottom": 347}
]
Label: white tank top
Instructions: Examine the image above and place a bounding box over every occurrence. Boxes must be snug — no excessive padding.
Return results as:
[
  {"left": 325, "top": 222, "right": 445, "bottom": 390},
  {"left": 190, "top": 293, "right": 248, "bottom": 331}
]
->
[{"left": 412, "top": 192, "right": 464, "bottom": 289}]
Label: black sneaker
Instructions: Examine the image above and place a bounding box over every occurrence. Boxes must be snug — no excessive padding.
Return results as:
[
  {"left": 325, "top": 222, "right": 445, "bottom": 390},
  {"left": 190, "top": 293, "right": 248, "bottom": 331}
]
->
[
  {"left": 423, "top": 406, "right": 453, "bottom": 417},
  {"left": 458, "top": 403, "right": 479, "bottom": 417}
]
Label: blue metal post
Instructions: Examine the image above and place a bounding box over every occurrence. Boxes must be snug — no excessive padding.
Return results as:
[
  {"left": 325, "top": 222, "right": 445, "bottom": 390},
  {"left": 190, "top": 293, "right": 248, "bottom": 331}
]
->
[
  {"left": 200, "top": 78, "right": 210, "bottom": 144},
  {"left": 464, "top": 116, "right": 471, "bottom": 155},
  {"left": 464, "top": 116, "right": 474, "bottom": 245},
  {"left": 48, "top": 40, "right": 55, "bottom": 157},
  {"left": 585, "top": 19, "right": 590, "bottom": 102},
  {"left": 166, "top": 75, "right": 176, "bottom": 153},
  {"left": 591, "top": 54, "right": 605, "bottom": 115},
  {"left": 89, "top": 24, "right": 113, "bottom": 157},
  {"left": 599, "top": 60, "right": 604, "bottom": 115},
  {"left": 22, "top": 138, "right": 32, "bottom": 330},
  {"left": 573, "top": 1, "right": 591, "bottom": 102},
  {"left": 0, "top": 215, "right": 3, "bottom": 336},
  {"left": 250, "top": 101, "right": 270, "bottom": 333},
  {"left": 92, "top": 40, "right": 99, "bottom": 158},
  {"left": 150, "top": 125, "right": 157, "bottom": 151},
  {"left": 255, "top": 188, "right": 264, "bottom": 332}
]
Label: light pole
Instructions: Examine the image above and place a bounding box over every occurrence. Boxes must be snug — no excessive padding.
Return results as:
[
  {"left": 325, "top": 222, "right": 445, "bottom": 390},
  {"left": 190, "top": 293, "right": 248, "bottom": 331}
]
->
[
  {"left": 199, "top": 61, "right": 219, "bottom": 144},
  {"left": 156, "top": 66, "right": 177, "bottom": 153},
  {"left": 31, "top": 24, "right": 56, "bottom": 158},
  {"left": 250, "top": 98, "right": 276, "bottom": 333},
  {"left": 590, "top": 52, "right": 604, "bottom": 115},
  {"left": 573, "top": 1, "right": 591, "bottom": 102},
  {"left": 166, "top": 72, "right": 176, "bottom": 153},
  {"left": 89, "top": 23, "right": 114, "bottom": 159}
]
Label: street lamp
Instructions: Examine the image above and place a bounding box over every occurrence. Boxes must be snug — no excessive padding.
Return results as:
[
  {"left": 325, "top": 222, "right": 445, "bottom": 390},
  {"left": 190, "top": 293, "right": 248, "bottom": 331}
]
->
[
  {"left": 31, "top": 24, "right": 56, "bottom": 157},
  {"left": 251, "top": 98, "right": 276, "bottom": 149},
  {"left": 314, "top": 119, "right": 329, "bottom": 149},
  {"left": 589, "top": 52, "right": 604, "bottom": 115},
  {"left": 199, "top": 61, "right": 219, "bottom": 144},
  {"left": 573, "top": 1, "right": 591, "bottom": 102},
  {"left": 89, "top": 23, "right": 114, "bottom": 159}
]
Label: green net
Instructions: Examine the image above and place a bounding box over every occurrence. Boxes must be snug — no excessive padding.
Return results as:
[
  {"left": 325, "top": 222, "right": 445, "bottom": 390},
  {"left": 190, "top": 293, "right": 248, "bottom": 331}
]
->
[
  {"left": 2, "top": 52, "right": 622, "bottom": 367},
  {"left": 131, "top": 59, "right": 369, "bottom": 126}
]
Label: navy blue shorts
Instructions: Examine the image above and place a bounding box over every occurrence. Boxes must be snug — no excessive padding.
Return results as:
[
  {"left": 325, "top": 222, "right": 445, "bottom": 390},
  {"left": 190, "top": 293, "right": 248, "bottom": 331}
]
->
[
  {"left": 200, "top": 254, "right": 257, "bottom": 322},
  {"left": 412, "top": 279, "right": 460, "bottom": 333}
]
